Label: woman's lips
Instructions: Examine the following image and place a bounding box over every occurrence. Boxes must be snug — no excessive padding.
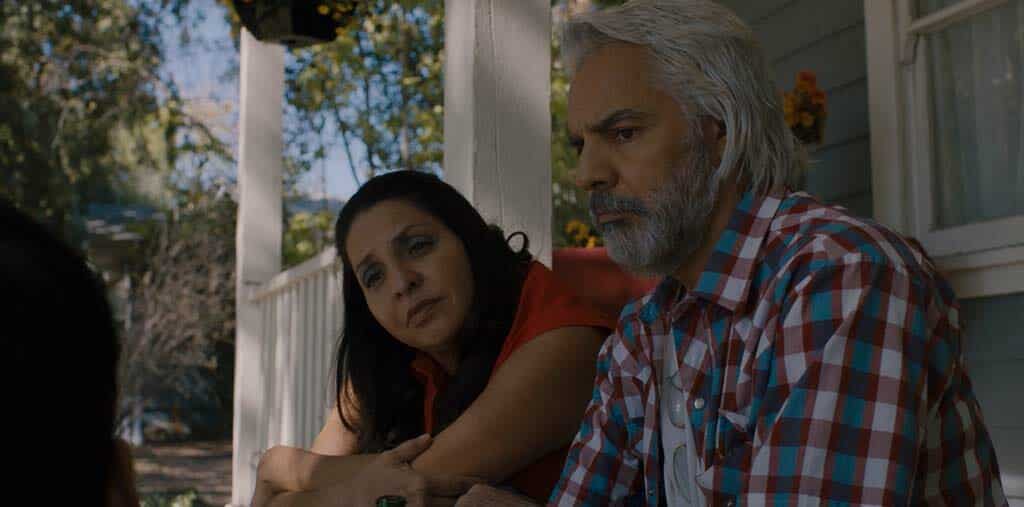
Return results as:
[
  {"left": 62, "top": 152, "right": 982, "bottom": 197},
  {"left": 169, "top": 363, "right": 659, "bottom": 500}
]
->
[{"left": 407, "top": 296, "right": 444, "bottom": 327}]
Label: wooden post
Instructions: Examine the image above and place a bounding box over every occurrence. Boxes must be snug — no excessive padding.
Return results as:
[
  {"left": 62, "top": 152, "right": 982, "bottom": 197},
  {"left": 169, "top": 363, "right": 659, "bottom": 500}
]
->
[
  {"left": 444, "top": 0, "right": 553, "bottom": 265},
  {"left": 232, "top": 28, "right": 284, "bottom": 507},
  {"left": 864, "top": 0, "right": 910, "bottom": 234}
]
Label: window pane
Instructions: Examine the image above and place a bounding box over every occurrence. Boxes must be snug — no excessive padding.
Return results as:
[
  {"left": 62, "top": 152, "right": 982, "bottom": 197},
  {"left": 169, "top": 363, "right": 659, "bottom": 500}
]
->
[{"left": 926, "top": 0, "right": 1024, "bottom": 229}]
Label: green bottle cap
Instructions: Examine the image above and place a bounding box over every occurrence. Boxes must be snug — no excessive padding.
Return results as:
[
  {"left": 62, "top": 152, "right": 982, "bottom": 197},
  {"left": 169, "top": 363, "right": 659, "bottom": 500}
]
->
[{"left": 376, "top": 495, "right": 407, "bottom": 507}]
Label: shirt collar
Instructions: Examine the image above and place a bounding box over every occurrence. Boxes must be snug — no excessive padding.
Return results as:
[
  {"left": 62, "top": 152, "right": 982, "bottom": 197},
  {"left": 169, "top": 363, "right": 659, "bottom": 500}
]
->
[
  {"left": 411, "top": 352, "right": 447, "bottom": 389},
  {"left": 640, "top": 189, "right": 783, "bottom": 321}
]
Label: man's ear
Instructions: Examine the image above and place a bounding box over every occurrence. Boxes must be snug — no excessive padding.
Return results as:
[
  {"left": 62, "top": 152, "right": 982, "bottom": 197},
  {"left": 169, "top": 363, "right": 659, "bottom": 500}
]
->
[{"left": 699, "top": 116, "right": 727, "bottom": 158}]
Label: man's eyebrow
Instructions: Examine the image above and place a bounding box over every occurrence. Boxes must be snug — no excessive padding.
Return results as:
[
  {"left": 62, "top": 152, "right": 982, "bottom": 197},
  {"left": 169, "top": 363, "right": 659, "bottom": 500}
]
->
[
  {"left": 586, "top": 108, "right": 650, "bottom": 134},
  {"left": 353, "top": 222, "right": 432, "bottom": 273}
]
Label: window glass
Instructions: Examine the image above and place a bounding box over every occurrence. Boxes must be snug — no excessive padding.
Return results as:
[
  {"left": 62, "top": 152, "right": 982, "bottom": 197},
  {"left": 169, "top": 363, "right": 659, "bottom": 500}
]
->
[{"left": 925, "top": 0, "right": 1024, "bottom": 228}]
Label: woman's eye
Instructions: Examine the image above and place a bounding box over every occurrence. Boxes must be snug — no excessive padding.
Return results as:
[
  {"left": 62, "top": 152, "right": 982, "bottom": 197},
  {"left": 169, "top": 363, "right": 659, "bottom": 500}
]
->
[
  {"left": 362, "top": 270, "right": 382, "bottom": 288},
  {"left": 408, "top": 238, "right": 433, "bottom": 256},
  {"left": 613, "top": 127, "right": 638, "bottom": 143}
]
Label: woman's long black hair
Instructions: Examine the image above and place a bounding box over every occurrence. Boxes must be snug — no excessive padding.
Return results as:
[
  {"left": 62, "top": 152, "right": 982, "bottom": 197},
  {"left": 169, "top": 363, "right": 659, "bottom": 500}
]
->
[{"left": 333, "top": 170, "right": 532, "bottom": 453}]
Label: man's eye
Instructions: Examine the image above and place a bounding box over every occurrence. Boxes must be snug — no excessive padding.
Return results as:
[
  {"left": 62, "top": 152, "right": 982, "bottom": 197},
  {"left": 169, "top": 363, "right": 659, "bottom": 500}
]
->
[
  {"left": 613, "top": 128, "right": 638, "bottom": 143},
  {"left": 569, "top": 138, "right": 584, "bottom": 156}
]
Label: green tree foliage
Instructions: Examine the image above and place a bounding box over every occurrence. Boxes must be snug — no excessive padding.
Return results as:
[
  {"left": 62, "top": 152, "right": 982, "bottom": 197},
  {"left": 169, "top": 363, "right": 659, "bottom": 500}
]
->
[
  {"left": 0, "top": 1, "right": 230, "bottom": 244},
  {"left": 283, "top": 208, "right": 336, "bottom": 268},
  {"left": 270, "top": 0, "right": 445, "bottom": 184}
]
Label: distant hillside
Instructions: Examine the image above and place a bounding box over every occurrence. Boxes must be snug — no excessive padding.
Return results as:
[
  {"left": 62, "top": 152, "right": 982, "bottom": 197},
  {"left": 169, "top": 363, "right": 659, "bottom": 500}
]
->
[{"left": 285, "top": 196, "right": 345, "bottom": 217}]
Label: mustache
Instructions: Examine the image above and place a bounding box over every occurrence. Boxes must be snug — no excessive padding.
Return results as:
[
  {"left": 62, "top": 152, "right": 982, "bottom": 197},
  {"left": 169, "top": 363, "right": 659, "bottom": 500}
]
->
[{"left": 589, "top": 192, "right": 648, "bottom": 219}]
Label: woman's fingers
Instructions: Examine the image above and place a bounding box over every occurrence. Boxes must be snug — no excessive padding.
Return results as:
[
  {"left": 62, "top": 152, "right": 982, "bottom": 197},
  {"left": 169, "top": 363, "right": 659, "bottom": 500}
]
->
[{"left": 383, "top": 433, "right": 433, "bottom": 465}]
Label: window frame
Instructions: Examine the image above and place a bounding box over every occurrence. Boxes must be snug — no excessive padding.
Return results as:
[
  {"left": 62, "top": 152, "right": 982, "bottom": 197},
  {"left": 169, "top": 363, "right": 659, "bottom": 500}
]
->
[{"left": 865, "top": 0, "right": 1024, "bottom": 299}]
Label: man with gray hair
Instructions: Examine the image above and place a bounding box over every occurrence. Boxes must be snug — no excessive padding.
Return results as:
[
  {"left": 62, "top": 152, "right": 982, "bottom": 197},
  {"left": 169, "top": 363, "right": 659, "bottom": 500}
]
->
[{"left": 549, "top": 0, "right": 1006, "bottom": 505}]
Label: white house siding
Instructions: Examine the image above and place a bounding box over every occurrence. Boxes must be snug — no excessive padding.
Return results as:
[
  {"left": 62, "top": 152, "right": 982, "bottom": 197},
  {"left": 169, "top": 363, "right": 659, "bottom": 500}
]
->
[{"left": 720, "top": 0, "right": 1023, "bottom": 503}]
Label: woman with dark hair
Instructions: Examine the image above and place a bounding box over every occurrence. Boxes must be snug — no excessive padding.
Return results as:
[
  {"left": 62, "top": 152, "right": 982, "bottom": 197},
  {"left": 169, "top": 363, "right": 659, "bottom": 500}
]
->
[{"left": 254, "top": 171, "right": 615, "bottom": 506}]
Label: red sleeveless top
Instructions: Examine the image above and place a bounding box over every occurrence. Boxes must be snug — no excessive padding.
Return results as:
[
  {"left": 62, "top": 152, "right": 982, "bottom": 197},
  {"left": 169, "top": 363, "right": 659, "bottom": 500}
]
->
[{"left": 409, "top": 261, "right": 616, "bottom": 502}]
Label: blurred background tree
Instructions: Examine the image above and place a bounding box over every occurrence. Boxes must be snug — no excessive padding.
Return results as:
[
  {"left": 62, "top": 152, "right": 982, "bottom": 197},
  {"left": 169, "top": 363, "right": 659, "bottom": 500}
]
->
[
  {"left": 120, "top": 179, "right": 238, "bottom": 441},
  {"left": 0, "top": 1, "right": 230, "bottom": 244}
]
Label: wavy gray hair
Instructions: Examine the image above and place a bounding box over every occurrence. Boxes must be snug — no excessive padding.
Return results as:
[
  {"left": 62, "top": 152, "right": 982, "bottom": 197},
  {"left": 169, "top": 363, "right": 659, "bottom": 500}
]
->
[{"left": 561, "top": 0, "right": 807, "bottom": 194}]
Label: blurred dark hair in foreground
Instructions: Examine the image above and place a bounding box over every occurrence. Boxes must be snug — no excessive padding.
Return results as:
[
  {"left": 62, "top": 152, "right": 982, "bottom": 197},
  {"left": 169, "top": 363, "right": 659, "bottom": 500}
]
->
[{"left": 0, "top": 199, "right": 137, "bottom": 505}]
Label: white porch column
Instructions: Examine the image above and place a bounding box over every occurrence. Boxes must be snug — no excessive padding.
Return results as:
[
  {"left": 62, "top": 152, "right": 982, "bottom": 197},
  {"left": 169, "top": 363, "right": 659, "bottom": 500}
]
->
[
  {"left": 232, "top": 28, "right": 284, "bottom": 507},
  {"left": 444, "top": 0, "right": 553, "bottom": 265}
]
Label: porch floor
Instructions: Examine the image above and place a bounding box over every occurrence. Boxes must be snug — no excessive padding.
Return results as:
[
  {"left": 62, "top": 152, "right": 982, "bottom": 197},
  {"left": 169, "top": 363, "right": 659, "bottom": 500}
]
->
[{"left": 133, "top": 440, "right": 232, "bottom": 505}]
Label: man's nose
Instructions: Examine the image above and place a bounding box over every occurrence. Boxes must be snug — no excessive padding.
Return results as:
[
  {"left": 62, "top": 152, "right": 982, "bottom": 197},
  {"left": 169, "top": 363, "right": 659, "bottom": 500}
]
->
[{"left": 574, "top": 144, "right": 617, "bottom": 192}]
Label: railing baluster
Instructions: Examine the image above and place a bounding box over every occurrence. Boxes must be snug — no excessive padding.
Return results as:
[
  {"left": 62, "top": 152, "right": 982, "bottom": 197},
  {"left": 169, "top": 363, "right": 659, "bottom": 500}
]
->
[
  {"left": 314, "top": 271, "right": 326, "bottom": 443},
  {"left": 298, "top": 283, "right": 305, "bottom": 446},
  {"left": 245, "top": 248, "right": 341, "bottom": 453},
  {"left": 302, "top": 276, "right": 313, "bottom": 446},
  {"left": 287, "top": 286, "right": 299, "bottom": 445}
]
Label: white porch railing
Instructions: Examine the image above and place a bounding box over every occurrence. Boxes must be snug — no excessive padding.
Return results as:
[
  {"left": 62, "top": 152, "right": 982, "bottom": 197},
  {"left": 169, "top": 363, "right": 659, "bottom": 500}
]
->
[{"left": 247, "top": 247, "right": 342, "bottom": 458}]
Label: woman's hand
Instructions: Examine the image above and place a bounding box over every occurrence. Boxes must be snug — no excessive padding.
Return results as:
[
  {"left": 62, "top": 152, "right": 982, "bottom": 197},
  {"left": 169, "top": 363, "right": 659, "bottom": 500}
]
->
[
  {"left": 340, "top": 434, "right": 480, "bottom": 507},
  {"left": 251, "top": 435, "right": 479, "bottom": 507}
]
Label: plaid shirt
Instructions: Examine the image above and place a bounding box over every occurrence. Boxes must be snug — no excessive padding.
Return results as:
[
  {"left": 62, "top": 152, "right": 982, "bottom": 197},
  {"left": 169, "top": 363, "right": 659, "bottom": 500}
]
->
[{"left": 550, "top": 191, "right": 1007, "bottom": 506}]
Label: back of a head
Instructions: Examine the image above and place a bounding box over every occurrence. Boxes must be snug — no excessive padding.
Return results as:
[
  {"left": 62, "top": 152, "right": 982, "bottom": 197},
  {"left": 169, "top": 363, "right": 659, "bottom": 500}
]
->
[{"left": 0, "top": 199, "right": 118, "bottom": 504}]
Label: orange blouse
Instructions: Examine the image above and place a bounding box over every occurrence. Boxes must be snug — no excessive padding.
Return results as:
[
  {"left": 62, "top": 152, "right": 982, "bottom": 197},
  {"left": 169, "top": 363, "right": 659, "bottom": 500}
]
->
[{"left": 410, "top": 260, "right": 616, "bottom": 502}]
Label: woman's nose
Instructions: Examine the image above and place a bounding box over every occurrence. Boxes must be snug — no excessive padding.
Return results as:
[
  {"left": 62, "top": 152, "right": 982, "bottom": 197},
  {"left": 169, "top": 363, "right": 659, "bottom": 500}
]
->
[{"left": 392, "top": 267, "right": 423, "bottom": 297}]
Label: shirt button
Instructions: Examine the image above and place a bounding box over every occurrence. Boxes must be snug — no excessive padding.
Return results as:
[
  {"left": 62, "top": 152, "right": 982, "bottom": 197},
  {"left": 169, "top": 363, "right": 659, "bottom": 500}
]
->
[
  {"left": 724, "top": 500, "right": 735, "bottom": 507},
  {"left": 693, "top": 397, "right": 705, "bottom": 410}
]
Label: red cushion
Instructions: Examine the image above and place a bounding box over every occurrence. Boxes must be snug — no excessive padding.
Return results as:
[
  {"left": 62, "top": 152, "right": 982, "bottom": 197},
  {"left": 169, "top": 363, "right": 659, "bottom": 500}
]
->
[{"left": 551, "top": 248, "right": 659, "bottom": 320}]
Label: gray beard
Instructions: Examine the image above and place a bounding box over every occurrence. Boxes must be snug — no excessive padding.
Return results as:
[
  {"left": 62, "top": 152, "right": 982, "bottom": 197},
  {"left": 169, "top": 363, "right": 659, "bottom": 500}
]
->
[{"left": 594, "top": 144, "right": 717, "bottom": 278}]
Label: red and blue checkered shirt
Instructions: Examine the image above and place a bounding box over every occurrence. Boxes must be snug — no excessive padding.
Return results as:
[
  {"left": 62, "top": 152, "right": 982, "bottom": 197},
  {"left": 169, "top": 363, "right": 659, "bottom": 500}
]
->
[{"left": 549, "top": 190, "right": 1007, "bottom": 506}]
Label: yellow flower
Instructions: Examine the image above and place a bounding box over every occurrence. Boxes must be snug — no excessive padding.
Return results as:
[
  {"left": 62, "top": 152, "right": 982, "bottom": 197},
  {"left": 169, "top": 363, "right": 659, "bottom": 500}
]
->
[
  {"left": 783, "top": 93, "right": 796, "bottom": 115},
  {"left": 565, "top": 219, "right": 587, "bottom": 236},
  {"left": 785, "top": 110, "right": 797, "bottom": 127},
  {"left": 800, "top": 112, "right": 815, "bottom": 128},
  {"left": 317, "top": 4, "right": 330, "bottom": 15},
  {"left": 586, "top": 236, "right": 598, "bottom": 249},
  {"left": 811, "top": 90, "right": 826, "bottom": 107}
]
